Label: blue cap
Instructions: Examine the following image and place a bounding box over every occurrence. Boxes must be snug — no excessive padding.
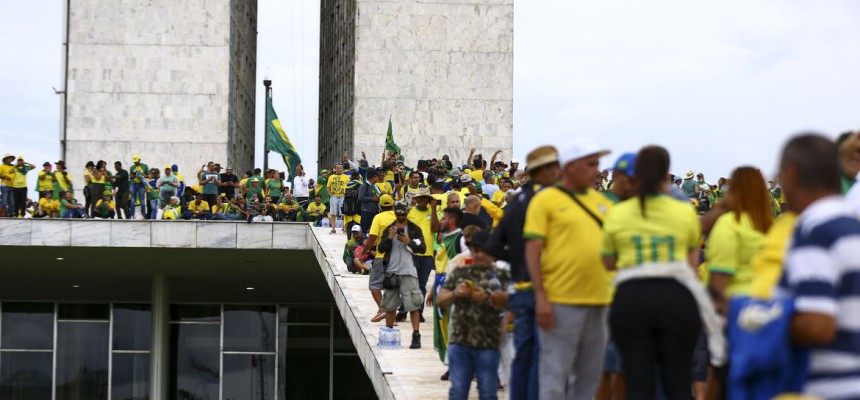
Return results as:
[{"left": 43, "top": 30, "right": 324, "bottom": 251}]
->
[
  {"left": 171, "top": 164, "right": 179, "bottom": 172},
  {"left": 611, "top": 153, "right": 636, "bottom": 177}
]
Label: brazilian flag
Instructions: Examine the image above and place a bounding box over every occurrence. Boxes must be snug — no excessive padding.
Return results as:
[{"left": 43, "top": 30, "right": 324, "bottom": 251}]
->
[
  {"left": 384, "top": 117, "right": 400, "bottom": 156},
  {"left": 266, "top": 94, "right": 302, "bottom": 179}
]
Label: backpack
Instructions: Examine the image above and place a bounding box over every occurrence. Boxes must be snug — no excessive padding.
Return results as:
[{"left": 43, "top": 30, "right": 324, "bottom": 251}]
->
[{"left": 342, "top": 182, "right": 361, "bottom": 216}]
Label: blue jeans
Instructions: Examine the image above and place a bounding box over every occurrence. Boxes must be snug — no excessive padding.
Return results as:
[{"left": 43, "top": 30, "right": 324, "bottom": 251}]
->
[
  {"left": 216, "top": 212, "right": 241, "bottom": 220},
  {"left": 148, "top": 199, "right": 159, "bottom": 219},
  {"left": 509, "top": 289, "right": 539, "bottom": 400},
  {"left": 448, "top": 344, "right": 500, "bottom": 400},
  {"left": 1, "top": 186, "right": 13, "bottom": 214},
  {"left": 63, "top": 209, "right": 86, "bottom": 219},
  {"left": 129, "top": 183, "right": 146, "bottom": 217}
]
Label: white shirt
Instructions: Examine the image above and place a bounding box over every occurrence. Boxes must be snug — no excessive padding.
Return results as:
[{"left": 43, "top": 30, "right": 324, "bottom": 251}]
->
[
  {"left": 846, "top": 181, "right": 860, "bottom": 217},
  {"left": 293, "top": 175, "right": 310, "bottom": 197}
]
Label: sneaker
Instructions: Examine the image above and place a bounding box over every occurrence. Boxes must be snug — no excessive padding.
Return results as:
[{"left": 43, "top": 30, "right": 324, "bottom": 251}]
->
[
  {"left": 409, "top": 331, "right": 421, "bottom": 349},
  {"left": 395, "top": 312, "right": 407, "bottom": 322},
  {"left": 440, "top": 370, "right": 449, "bottom": 381},
  {"left": 370, "top": 310, "right": 386, "bottom": 323}
]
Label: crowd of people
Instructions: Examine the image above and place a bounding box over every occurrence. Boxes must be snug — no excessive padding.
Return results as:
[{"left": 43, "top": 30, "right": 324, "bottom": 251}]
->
[
  {"left": 340, "top": 131, "right": 860, "bottom": 400},
  {"left": 2, "top": 129, "right": 860, "bottom": 400}
]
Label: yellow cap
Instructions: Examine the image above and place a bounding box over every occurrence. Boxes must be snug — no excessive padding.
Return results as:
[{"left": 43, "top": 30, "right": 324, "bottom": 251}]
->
[
  {"left": 132, "top": 155, "right": 141, "bottom": 161},
  {"left": 379, "top": 194, "right": 394, "bottom": 207}
]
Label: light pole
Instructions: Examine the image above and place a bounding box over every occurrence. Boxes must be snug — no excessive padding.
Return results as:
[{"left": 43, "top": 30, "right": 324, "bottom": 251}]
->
[{"left": 263, "top": 79, "right": 272, "bottom": 172}]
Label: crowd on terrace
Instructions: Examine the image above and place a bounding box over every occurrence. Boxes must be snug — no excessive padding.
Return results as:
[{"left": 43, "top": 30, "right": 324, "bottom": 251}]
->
[{"left": 2, "top": 130, "right": 860, "bottom": 400}]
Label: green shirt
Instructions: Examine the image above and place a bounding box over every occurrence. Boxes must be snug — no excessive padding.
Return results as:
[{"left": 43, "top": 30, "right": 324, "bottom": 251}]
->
[{"left": 266, "top": 179, "right": 283, "bottom": 198}]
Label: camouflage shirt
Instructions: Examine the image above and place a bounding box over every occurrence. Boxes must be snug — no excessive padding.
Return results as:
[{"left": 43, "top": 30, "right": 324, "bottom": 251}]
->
[{"left": 443, "top": 264, "right": 510, "bottom": 349}]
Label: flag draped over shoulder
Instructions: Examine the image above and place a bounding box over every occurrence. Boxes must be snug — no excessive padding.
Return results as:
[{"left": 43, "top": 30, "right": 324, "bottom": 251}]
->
[
  {"left": 384, "top": 117, "right": 401, "bottom": 156},
  {"left": 266, "top": 95, "right": 302, "bottom": 179}
]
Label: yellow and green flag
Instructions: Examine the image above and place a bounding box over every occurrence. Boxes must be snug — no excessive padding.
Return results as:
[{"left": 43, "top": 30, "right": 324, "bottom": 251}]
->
[
  {"left": 385, "top": 117, "right": 401, "bottom": 156},
  {"left": 266, "top": 94, "right": 302, "bottom": 179}
]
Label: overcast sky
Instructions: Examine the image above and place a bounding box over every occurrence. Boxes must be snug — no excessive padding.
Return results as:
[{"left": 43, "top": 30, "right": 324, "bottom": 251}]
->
[{"left": 2, "top": 0, "right": 859, "bottom": 195}]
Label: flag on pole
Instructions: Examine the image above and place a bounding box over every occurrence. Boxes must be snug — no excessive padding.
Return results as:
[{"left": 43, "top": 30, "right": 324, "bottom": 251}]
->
[
  {"left": 266, "top": 94, "right": 302, "bottom": 179},
  {"left": 384, "top": 117, "right": 401, "bottom": 156}
]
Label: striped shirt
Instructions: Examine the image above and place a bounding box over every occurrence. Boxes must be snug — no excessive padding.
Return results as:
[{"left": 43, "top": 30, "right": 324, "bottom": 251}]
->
[{"left": 778, "top": 196, "right": 860, "bottom": 399}]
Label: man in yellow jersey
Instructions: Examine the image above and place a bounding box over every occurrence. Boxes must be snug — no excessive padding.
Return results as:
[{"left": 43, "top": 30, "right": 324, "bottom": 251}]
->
[
  {"left": 397, "top": 187, "right": 439, "bottom": 322},
  {"left": 327, "top": 163, "right": 350, "bottom": 234},
  {"left": 37, "top": 162, "right": 55, "bottom": 198},
  {"left": 362, "top": 194, "right": 396, "bottom": 322},
  {"left": 524, "top": 137, "right": 613, "bottom": 400}
]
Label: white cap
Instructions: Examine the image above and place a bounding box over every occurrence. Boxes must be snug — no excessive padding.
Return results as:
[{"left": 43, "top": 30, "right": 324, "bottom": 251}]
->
[
  {"left": 351, "top": 225, "right": 362, "bottom": 232},
  {"left": 510, "top": 159, "right": 520, "bottom": 164},
  {"left": 559, "top": 137, "right": 611, "bottom": 166}
]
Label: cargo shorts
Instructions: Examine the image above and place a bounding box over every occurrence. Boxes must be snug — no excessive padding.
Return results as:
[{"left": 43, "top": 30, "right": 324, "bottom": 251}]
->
[{"left": 381, "top": 275, "right": 422, "bottom": 313}]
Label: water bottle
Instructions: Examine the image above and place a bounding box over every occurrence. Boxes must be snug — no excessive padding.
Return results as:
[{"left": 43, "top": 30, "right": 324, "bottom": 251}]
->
[
  {"left": 392, "top": 327, "right": 401, "bottom": 347},
  {"left": 379, "top": 327, "right": 389, "bottom": 348}
]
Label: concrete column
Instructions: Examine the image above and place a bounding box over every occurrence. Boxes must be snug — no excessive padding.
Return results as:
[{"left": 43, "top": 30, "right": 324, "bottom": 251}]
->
[{"left": 150, "top": 272, "right": 169, "bottom": 400}]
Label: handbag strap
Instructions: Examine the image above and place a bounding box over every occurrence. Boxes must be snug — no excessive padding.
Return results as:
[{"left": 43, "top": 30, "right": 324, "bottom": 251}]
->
[{"left": 562, "top": 189, "right": 603, "bottom": 228}]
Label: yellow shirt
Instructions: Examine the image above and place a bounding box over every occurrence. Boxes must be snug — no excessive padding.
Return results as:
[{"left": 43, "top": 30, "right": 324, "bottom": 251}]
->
[
  {"left": 524, "top": 187, "right": 614, "bottom": 305},
  {"left": 481, "top": 198, "right": 504, "bottom": 228},
  {"left": 307, "top": 202, "right": 327, "bottom": 216},
  {"left": 39, "top": 197, "right": 58, "bottom": 213},
  {"left": 408, "top": 206, "right": 435, "bottom": 257},
  {"left": 468, "top": 169, "right": 485, "bottom": 183},
  {"left": 369, "top": 210, "right": 397, "bottom": 259},
  {"left": 95, "top": 199, "right": 115, "bottom": 210},
  {"left": 375, "top": 181, "right": 394, "bottom": 197},
  {"left": 90, "top": 173, "right": 105, "bottom": 184},
  {"left": 327, "top": 174, "right": 350, "bottom": 197},
  {"left": 491, "top": 189, "right": 507, "bottom": 206},
  {"left": 384, "top": 170, "right": 395, "bottom": 183},
  {"left": 12, "top": 166, "right": 30, "bottom": 188},
  {"left": 706, "top": 212, "right": 766, "bottom": 297},
  {"left": 603, "top": 196, "right": 700, "bottom": 269},
  {"left": 37, "top": 171, "right": 54, "bottom": 192},
  {"left": 749, "top": 212, "right": 796, "bottom": 299},
  {"left": 0, "top": 164, "right": 14, "bottom": 186},
  {"left": 188, "top": 200, "right": 210, "bottom": 213}
]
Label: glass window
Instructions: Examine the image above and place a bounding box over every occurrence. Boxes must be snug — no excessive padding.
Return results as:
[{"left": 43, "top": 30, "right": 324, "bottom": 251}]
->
[
  {"left": 222, "top": 354, "right": 275, "bottom": 400},
  {"left": 169, "top": 324, "right": 220, "bottom": 400},
  {"left": 58, "top": 303, "right": 110, "bottom": 320},
  {"left": 332, "top": 312, "right": 355, "bottom": 353},
  {"left": 278, "top": 306, "right": 331, "bottom": 324},
  {"left": 280, "top": 324, "right": 330, "bottom": 400},
  {"left": 113, "top": 304, "right": 151, "bottom": 351},
  {"left": 1, "top": 302, "right": 54, "bottom": 350},
  {"left": 224, "top": 305, "right": 276, "bottom": 352},
  {"left": 56, "top": 322, "right": 109, "bottom": 400},
  {"left": 333, "top": 356, "right": 375, "bottom": 400},
  {"left": 111, "top": 353, "right": 150, "bottom": 400},
  {"left": 169, "top": 304, "right": 220, "bottom": 322},
  {"left": 0, "top": 351, "right": 53, "bottom": 400}
]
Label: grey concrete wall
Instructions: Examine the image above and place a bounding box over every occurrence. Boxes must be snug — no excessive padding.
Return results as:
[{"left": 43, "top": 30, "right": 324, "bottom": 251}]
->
[
  {"left": 318, "top": 0, "right": 514, "bottom": 169},
  {"left": 64, "top": 0, "right": 256, "bottom": 194}
]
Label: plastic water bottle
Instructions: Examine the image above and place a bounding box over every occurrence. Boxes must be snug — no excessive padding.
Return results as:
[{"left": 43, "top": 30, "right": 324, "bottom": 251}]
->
[
  {"left": 392, "top": 327, "right": 401, "bottom": 347},
  {"left": 379, "top": 327, "right": 389, "bottom": 348}
]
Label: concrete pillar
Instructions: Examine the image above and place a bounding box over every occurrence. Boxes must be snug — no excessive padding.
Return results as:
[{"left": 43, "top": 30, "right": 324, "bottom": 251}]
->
[{"left": 150, "top": 272, "right": 169, "bottom": 399}]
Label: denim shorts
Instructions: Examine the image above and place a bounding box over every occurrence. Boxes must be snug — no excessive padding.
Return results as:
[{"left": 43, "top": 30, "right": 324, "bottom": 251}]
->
[{"left": 329, "top": 196, "right": 344, "bottom": 217}]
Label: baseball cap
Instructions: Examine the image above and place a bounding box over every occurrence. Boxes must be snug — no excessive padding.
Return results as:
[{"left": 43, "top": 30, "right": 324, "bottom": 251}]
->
[
  {"left": 43, "top": 162, "right": 51, "bottom": 167},
  {"left": 17, "top": 156, "right": 24, "bottom": 161},
  {"left": 379, "top": 194, "right": 394, "bottom": 207},
  {"left": 610, "top": 153, "right": 636, "bottom": 177},
  {"left": 559, "top": 137, "right": 611, "bottom": 166},
  {"left": 510, "top": 159, "right": 520, "bottom": 164},
  {"left": 132, "top": 155, "right": 141, "bottom": 162},
  {"left": 351, "top": 225, "right": 363, "bottom": 233},
  {"left": 460, "top": 175, "right": 473, "bottom": 184},
  {"left": 413, "top": 187, "right": 432, "bottom": 198}
]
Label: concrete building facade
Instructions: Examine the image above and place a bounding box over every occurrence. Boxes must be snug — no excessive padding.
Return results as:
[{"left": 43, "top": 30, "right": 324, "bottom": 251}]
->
[
  {"left": 318, "top": 0, "right": 514, "bottom": 170},
  {"left": 61, "top": 0, "right": 257, "bottom": 194}
]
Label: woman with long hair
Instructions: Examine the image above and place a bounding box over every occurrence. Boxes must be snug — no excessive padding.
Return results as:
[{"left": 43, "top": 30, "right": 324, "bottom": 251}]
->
[
  {"left": 603, "top": 146, "right": 722, "bottom": 399},
  {"left": 706, "top": 166, "right": 773, "bottom": 312}
]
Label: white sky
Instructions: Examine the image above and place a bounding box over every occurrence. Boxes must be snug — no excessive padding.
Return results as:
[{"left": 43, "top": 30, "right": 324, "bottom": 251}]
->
[{"left": 2, "top": 0, "right": 860, "bottom": 196}]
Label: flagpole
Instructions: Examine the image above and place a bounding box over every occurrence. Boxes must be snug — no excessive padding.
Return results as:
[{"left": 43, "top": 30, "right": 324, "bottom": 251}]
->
[{"left": 263, "top": 78, "right": 272, "bottom": 172}]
